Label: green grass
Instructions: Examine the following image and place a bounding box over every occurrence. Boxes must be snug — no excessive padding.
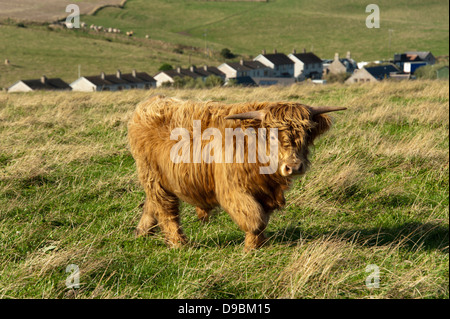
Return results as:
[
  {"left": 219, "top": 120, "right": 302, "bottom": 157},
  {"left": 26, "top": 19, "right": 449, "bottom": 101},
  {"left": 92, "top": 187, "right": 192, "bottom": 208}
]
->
[
  {"left": 1, "top": 0, "right": 448, "bottom": 89},
  {"left": 82, "top": 0, "right": 449, "bottom": 59},
  {"left": 0, "top": 23, "right": 221, "bottom": 89},
  {"left": 0, "top": 80, "right": 448, "bottom": 298}
]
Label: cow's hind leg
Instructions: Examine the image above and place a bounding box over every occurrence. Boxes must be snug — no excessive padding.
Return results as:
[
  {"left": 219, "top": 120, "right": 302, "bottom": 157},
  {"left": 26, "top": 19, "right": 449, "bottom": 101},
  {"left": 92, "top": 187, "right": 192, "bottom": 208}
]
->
[
  {"left": 157, "top": 198, "right": 187, "bottom": 248},
  {"left": 147, "top": 186, "right": 187, "bottom": 248},
  {"left": 196, "top": 207, "right": 210, "bottom": 223},
  {"left": 135, "top": 162, "right": 187, "bottom": 247}
]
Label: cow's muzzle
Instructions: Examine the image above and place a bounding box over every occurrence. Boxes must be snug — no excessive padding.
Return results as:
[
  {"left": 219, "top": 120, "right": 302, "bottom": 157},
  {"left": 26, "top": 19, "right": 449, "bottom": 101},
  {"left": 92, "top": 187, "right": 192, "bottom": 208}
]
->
[{"left": 280, "top": 161, "right": 303, "bottom": 176}]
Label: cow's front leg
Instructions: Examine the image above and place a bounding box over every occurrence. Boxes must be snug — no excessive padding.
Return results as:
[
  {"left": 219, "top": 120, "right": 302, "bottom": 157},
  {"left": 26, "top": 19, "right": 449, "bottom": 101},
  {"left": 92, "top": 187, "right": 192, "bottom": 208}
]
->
[{"left": 219, "top": 192, "right": 269, "bottom": 251}]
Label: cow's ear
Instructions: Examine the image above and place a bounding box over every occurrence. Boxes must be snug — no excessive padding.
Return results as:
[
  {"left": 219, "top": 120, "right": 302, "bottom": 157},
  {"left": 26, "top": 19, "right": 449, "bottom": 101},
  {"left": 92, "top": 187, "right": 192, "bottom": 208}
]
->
[
  {"left": 308, "top": 106, "right": 345, "bottom": 139},
  {"left": 310, "top": 113, "right": 332, "bottom": 139},
  {"left": 225, "top": 110, "right": 265, "bottom": 121}
]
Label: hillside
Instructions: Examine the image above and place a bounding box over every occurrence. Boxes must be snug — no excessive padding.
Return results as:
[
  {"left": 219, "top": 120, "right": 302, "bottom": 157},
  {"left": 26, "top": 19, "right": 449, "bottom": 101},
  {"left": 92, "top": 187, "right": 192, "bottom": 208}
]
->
[
  {"left": 82, "top": 0, "right": 449, "bottom": 60},
  {"left": 0, "top": 81, "right": 448, "bottom": 298},
  {"left": 1, "top": 0, "right": 449, "bottom": 89},
  {"left": 0, "top": 24, "right": 221, "bottom": 89}
]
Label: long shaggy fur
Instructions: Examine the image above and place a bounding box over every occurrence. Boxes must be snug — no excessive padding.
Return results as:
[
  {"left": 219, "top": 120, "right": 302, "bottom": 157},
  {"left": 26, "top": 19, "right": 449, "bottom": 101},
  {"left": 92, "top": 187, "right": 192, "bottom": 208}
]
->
[{"left": 128, "top": 95, "right": 332, "bottom": 249}]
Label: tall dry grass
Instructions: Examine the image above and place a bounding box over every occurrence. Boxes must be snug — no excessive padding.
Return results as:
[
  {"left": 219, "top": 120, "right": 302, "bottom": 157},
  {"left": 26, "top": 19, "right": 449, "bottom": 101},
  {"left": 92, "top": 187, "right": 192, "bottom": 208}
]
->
[{"left": 0, "top": 80, "right": 448, "bottom": 299}]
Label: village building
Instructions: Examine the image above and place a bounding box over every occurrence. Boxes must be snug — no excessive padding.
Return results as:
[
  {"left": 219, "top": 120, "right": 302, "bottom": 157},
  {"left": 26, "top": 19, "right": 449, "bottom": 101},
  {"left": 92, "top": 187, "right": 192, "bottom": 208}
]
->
[
  {"left": 324, "top": 52, "right": 358, "bottom": 76},
  {"left": 217, "top": 60, "right": 268, "bottom": 80},
  {"left": 403, "top": 61, "right": 428, "bottom": 74},
  {"left": 189, "top": 65, "right": 226, "bottom": 81},
  {"left": 119, "top": 70, "right": 156, "bottom": 89},
  {"left": 393, "top": 51, "right": 436, "bottom": 74},
  {"left": 8, "top": 75, "right": 71, "bottom": 92},
  {"left": 288, "top": 50, "right": 323, "bottom": 80},
  {"left": 404, "top": 51, "right": 436, "bottom": 65},
  {"left": 253, "top": 50, "right": 295, "bottom": 77},
  {"left": 70, "top": 70, "right": 155, "bottom": 91},
  {"left": 345, "top": 64, "right": 401, "bottom": 84},
  {"left": 153, "top": 67, "right": 203, "bottom": 87}
]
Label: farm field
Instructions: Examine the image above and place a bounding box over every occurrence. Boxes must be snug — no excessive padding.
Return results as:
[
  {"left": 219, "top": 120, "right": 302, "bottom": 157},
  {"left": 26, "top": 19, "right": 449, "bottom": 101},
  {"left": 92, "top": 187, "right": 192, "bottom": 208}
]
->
[{"left": 0, "top": 80, "right": 448, "bottom": 298}]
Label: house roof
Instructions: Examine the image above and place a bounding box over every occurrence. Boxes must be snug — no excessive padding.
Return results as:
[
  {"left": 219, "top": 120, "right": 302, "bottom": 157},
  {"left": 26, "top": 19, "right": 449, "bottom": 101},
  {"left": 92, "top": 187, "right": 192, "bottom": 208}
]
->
[
  {"left": 364, "top": 64, "right": 400, "bottom": 80},
  {"left": 84, "top": 71, "right": 155, "bottom": 86},
  {"left": 191, "top": 66, "right": 226, "bottom": 78},
  {"left": 291, "top": 52, "right": 322, "bottom": 64},
  {"left": 84, "top": 75, "right": 113, "bottom": 86},
  {"left": 104, "top": 74, "right": 129, "bottom": 84},
  {"left": 260, "top": 53, "right": 294, "bottom": 65},
  {"left": 225, "top": 60, "right": 267, "bottom": 72},
  {"left": 162, "top": 68, "right": 202, "bottom": 79},
  {"left": 21, "top": 77, "right": 71, "bottom": 90},
  {"left": 405, "top": 51, "right": 433, "bottom": 60},
  {"left": 121, "top": 72, "right": 156, "bottom": 83}
]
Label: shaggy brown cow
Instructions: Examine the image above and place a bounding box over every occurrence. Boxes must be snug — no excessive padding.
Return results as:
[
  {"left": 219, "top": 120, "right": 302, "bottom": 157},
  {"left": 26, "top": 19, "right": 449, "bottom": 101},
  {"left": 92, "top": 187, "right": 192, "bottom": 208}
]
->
[{"left": 128, "top": 95, "right": 345, "bottom": 250}]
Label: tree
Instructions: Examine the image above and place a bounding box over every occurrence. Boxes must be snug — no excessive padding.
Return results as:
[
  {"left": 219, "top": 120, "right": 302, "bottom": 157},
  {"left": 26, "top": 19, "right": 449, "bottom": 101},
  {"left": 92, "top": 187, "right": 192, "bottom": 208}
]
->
[
  {"left": 220, "top": 48, "right": 236, "bottom": 59},
  {"left": 205, "top": 75, "right": 224, "bottom": 88},
  {"left": 323, "top": 72, "right": 351, "bottom": 83},
  {"left": 172, "top": 76, "right": 186, "bottom": 88},
  {"left": 158, "top": 63, "right": 173, "bottom": 71}
]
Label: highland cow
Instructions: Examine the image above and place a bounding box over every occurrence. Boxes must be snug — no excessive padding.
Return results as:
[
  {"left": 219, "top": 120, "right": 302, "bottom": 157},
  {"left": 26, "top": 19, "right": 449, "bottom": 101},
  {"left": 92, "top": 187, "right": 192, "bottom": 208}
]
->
[{"left": 128, "top": 95, "right": 345, "bottom": 250}]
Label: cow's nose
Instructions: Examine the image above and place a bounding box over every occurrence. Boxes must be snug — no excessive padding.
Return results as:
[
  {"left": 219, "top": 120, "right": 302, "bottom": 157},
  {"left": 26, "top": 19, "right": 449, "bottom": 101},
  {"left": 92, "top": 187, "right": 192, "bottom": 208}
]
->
[{"left": 281, "top": 163, "right": 301, "bottom": 176}]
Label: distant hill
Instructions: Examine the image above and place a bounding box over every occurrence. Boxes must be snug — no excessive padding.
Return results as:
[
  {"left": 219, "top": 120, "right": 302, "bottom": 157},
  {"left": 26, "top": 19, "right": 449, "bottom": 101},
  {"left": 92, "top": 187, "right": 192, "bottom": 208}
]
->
[
  {"left": 0, "top": 0, "right": 448, "bottom": 88},
  {"left": 81, "top": 0, "right": 449, "bottom": 60}
]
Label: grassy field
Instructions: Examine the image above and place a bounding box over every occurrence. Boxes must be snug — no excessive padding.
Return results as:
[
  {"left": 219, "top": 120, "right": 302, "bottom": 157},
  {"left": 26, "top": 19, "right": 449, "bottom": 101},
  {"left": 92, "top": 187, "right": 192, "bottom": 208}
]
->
[
  {"left": 0, "top": 80, "right": 448, "bottom": 298},
  {"left": 83, "top": 0, "right": 449, "bottom": 60},
  {"left": 0, "top": 23, "right": 221, "bottom": 89}
]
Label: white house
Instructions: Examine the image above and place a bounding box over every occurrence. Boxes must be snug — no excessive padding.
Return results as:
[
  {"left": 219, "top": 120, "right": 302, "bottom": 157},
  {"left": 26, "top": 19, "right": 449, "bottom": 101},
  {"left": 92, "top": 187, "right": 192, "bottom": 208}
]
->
[
  {"left": 288, "top": 50, "right": 323, "bottom": 80},
  {"left": 253, "top": 50, "right": 294, "bottom": 77},
  {"left": 70, "top": 70, "right": 155, "bottom": 91},
  {"left": 8, "top": 75, "right": 71, "bottom": 92}
]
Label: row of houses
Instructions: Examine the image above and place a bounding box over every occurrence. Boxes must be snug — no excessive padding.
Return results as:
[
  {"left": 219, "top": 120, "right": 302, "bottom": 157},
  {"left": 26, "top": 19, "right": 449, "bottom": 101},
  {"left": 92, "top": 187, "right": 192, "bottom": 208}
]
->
[{"left": 6, "top": 50, "right": 443, "bottom": 92}]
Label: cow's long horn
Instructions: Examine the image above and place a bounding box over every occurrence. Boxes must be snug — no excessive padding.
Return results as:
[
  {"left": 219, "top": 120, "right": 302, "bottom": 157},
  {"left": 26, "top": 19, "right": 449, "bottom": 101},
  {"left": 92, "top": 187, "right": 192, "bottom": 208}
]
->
[
  {"left": 225, "top": 110, "right": 264, "bottom": 121},
  {"left": 309, "top": 106, "right": 347, "bottom": 116}
]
